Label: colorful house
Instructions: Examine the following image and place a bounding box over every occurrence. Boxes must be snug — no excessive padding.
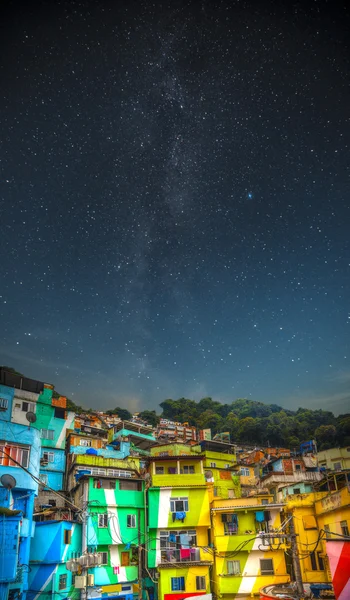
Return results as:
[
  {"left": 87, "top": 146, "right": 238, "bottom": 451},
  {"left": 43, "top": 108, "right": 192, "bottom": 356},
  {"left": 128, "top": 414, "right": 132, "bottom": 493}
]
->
[
  {"left": 28, "top": 519, "right": 82, "bottom": 599},
  {"left": 211, "top": 494, "right": 290, "bottom": 599},
  {"left": 192, "top": 439, "right": 240, "bottom": 501},
  {"left": 0, "top": 420, "right": 41, "bottom": 600},
  {"left": 147, "top": 445, "right": 213, "bottom": 600},
  {"left": 317, "top": 447, "right": 350, "bottom": 472},
  {"left": 261, "top": 456, "right": 322, "bottom": 502},
  {"left": 67, "top": 430, "right": 146, "bottom": 600}
]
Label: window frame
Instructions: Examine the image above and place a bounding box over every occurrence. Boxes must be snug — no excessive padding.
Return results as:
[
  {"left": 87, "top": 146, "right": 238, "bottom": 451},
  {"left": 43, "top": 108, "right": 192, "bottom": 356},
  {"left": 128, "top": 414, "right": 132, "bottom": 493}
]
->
[
  {"left": 63, "top": 529, "right": 71, "bottom": 544},
  {"left": 196, "top": 576, "right": 206, "bottom": 591},
  {"left": 155, "top": 466, "right": 164, "bottom": 474},
  {"left": 127, "top": 514, "right": 136, "bottom": 528},
  {"left": 171, "top": 577, "right": 185, "bottom": 592},
  {"left": 41, "top": 428, "right": 54, "bottom": 440},
  {"left": 340, "top": 520, "right": 349, "bottom": 537},
  {"left": 227, "top": 559, "right": 241, "bottom": 575},
  {"left": 182, "top": 465, "right": 195, "bottom": 474},
  {"left": 240, "top": 467, "right": 250, "bottom": 476},
  {"left": 43, "top": 451, "right": 55, "bottom": 463},
  {"left": 99, "top": 551, "right": 108, "bottom": 565},
  {"left": 98, "top": 513, "right": 108, "bottom": 528},
  {"left": 260, "top": 558, "right": 274, "bottom": 575},
  {"left": 0, "top": 397, "right": 8, "bottom": 410},
  {"left": 79, "top": 439, "right": 91, "bottom": 447},
  {"left": 170, "top": 497, "right": 189, "bottom": 513},
  {"left": 58, "top": 574, "right": 67, "bottom": 590},
  {"left": 0, "top": 442, "right": 30, "bottom": 469}
]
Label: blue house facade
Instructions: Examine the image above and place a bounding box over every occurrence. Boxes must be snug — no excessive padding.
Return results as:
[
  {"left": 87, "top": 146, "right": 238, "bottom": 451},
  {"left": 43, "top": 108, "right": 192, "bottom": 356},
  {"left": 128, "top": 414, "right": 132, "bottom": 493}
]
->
[{"left": 0, "top": 421, "right": 41, "bottom": 600}]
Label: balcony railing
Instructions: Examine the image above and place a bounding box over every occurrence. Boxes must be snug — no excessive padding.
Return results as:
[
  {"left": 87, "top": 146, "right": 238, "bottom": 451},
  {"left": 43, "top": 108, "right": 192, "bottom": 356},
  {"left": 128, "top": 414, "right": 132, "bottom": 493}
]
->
[
  {"left": 261, "top": 471, "right": 322, "bottom": 484},
  {"left": 160, "top": 548, "right": 202, "bottom": 564}
]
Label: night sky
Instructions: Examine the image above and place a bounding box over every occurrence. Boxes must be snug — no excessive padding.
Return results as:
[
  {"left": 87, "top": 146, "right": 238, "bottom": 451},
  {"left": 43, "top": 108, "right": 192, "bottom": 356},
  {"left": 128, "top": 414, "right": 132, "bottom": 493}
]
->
[{"left": 1, "top": 1, "right": 349, "bottom": 415}]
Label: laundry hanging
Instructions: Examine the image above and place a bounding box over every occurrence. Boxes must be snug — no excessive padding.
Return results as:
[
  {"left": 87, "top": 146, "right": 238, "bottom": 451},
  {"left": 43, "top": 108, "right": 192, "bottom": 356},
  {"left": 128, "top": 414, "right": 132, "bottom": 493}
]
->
[
  {"left": 169, "top": 533, "right": 176, "bottom": 543},
  {"left": 255, "top": 511, "right": 265, "bottom": 522},
  {"left": 180, "top": 548, "right": 190, "bottom": 559},
  {"left": 179, "top": 533, "right": 191, "bottom": 547},
  {"left": 175, "top": 511, "right": 186, "bottom": 521}
]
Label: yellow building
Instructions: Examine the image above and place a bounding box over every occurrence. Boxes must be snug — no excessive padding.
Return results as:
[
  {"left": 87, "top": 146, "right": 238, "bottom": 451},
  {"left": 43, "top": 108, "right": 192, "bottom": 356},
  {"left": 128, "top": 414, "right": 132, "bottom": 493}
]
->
[
  {"left": 211, "top": 495, "right": 290, "bottom": 599},
  {"left": 317, "top": 447, "right": 350, "bottom": 471}
]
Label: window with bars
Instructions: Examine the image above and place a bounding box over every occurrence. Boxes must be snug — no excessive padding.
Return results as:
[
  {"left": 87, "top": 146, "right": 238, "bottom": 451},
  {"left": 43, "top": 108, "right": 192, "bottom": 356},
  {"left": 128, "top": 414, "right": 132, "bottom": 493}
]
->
[
  {"left": 98, "top": 514, "right": 108, "bottom": 528},
  {"left": 196, "top": 576, "right": 206, "bottom": 590},
  {"left": 91, "top": 468, "right": 106, "bottom": 476},
  {"left": 22, "top": 401, "right": 35, "bottom": 412},
  {"left": 58, "top": 574, "right": 67, "bottom": 590},
  {"left": 0, "top": 397, "right": 8, "bottom": 410},
  {"left": 227, "top": 560, "right": 241, "bottom": 575},
  {"left": 170, "top": 497, "right": 189, "bottom": 512},
  {"left": 119, "top": 479, "right": 141, "bottom": 490},
  {"left": 41, "top": 429, "right": 54, "bottom": 440},
  {"left": 0, "top": 443, "right": 30, "bottom": 468}
]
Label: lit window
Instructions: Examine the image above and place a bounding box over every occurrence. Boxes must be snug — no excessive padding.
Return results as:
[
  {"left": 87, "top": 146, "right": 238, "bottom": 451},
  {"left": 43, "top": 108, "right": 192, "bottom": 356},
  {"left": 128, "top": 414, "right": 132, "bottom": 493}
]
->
[
  {"left": 79, "top": 439, "right": 91, "bottom": 447},
  {"left": 127, "top": 514, "right": 136, "bottom": 528},
  {"left": 98, "top": 514, "right": 108, "bottom": 528}
]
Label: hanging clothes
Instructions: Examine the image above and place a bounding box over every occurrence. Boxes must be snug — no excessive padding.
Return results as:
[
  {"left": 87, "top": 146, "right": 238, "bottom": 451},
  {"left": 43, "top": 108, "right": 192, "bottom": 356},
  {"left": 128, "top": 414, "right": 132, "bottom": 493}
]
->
[
  {"left": 255, "top": 511, "right": 265, "bottom": 522},
  {"left": 232, "top": 514, "right": 238, "bottom": 526},
  {"left": 221, "top": 514, "right": 227, "bottom": 522},
  {"left": 180, "top": 548, "right": 190, "bottom": 559},
  {"left": 180, "top": 533, "right": 191, "bottom": 547},
  {"left": 172, "top": 512, "right": 176, "bottom": 522},
  {"left": 264, "top": 510, "right": 271, "bottom": 522},
  {"left": 175, "top": 511, "right": 186, "bottom": 521},
  {"left": 169, "top": 533, "right": 176, "bottom": 543}
]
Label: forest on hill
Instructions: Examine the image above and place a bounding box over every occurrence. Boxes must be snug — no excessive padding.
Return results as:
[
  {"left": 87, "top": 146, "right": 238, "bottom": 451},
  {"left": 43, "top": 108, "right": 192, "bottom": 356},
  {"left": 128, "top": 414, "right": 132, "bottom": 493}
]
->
[{"left": 3, "top": 367, "right": 349, "bottom": 451}]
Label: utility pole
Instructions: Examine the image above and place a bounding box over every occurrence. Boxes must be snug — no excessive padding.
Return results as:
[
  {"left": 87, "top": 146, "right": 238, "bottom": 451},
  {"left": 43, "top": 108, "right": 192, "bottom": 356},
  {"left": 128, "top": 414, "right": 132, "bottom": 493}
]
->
[{"left": 289, "top": 515, "right": 305, "bottom": 600}]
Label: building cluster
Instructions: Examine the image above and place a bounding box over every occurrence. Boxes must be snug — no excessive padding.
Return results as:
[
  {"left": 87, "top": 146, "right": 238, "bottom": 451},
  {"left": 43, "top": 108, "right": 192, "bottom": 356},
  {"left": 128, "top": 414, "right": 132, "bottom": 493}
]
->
[{"left": 0, "top": 369, "right": 349, "bottom": 600}]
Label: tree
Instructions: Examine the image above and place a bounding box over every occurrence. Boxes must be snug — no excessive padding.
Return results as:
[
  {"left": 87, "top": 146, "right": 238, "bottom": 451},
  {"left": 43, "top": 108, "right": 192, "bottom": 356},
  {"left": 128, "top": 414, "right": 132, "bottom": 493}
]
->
[
  {"left": 106, "top": 406, "right": 132, "bottom": 420},
  {"left": 315, "top": 425, "right": 337, "bottom": 450},
  {"left": 138, "top": 410, "right": 159, "bottom": 427}
]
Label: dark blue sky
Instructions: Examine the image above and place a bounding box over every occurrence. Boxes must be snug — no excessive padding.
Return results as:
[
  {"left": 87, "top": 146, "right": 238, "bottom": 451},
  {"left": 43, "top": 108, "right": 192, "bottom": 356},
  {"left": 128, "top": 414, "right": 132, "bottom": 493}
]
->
[{"left": 1, "top": 1, "right": 349, "bottom": 415}]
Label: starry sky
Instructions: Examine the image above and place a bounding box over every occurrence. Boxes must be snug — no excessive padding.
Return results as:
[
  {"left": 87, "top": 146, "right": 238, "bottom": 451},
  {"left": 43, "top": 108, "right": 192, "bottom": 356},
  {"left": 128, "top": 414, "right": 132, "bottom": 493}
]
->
[{"left": 1, "top": 1, "right": 349, "bottom": 415}]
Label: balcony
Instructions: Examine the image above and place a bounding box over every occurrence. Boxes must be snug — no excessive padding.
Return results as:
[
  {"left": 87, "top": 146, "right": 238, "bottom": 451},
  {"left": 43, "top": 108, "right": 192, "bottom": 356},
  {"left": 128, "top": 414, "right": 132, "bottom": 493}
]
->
[
  {"left": 159, "top": 548, "right": 211, "bottom": 566},
  {"left": 152, "top": 473, "right": 205, "bottom": 487},
  {"left": 261, "top": 471, "right": 322, "bottom": 486}
]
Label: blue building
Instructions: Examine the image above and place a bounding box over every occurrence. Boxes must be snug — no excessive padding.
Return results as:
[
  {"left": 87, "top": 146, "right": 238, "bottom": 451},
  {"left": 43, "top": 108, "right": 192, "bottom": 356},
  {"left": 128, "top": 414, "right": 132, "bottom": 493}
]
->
[{"left": 0, "top": 421, "right": 41, "bottom": 600}]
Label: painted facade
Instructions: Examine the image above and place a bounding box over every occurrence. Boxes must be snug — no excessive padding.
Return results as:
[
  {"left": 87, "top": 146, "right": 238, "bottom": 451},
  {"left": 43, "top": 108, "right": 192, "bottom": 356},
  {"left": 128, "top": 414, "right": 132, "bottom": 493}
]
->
[
  {"left": 211, "top": 495, "right": 290, "bottom": 599},
  {"left": 28, "top": 520, "right": 82, "bottom": 599},
  {"left": 317, "top": 447, "right": 350, "bottom": 472},
  {"left": 147, "top": 447, "right": 213, "bottom": 600},
  {"left": 0, "top": 421, "right": 41, "bottom": 600}
]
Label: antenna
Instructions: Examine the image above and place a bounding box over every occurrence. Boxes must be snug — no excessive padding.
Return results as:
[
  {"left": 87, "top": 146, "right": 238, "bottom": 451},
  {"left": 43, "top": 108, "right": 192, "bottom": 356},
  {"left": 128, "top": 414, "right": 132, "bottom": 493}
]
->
[
  {"left": 26, "top": 411, "right": 37, "bottom": 428},
  {"left": 1, "top": 474, "right": 17, "bottom": 490}
]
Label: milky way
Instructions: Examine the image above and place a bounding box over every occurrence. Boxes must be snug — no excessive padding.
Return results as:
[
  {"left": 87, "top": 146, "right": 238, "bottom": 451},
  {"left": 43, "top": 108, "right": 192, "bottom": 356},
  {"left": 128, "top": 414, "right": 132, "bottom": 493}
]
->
[{"left": 1, "top": 1, "right": 349, "bottom": 414}]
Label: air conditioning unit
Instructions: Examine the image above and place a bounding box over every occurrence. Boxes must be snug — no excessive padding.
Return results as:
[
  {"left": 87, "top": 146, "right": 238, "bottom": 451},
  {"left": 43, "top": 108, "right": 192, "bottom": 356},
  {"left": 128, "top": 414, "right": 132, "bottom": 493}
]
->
[
  {"left": 74, "top": 576, "right": 87, "bottom": 589},
  {"left": 87, "top": 574, "right": 94, "bottom": 586}
]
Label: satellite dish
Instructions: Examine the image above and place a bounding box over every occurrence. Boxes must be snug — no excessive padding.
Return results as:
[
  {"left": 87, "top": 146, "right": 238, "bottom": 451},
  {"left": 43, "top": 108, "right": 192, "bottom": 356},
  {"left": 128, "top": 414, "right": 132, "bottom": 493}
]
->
[
  {"left": 204, "top": 470, "right": 213, "bottom": 480},
  {"left": 26, "top": 411, "right": 37, "bottom": 424},
  {"left": 1, "top": 474, "right": 17, "bottom": 490}
]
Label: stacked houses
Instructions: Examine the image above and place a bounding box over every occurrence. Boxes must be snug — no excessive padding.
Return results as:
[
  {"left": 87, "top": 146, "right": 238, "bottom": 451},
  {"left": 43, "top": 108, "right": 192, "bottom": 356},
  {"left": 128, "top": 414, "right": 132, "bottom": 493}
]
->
[{"left": 0, "top": 368, "right": 349, "bottom": 600}]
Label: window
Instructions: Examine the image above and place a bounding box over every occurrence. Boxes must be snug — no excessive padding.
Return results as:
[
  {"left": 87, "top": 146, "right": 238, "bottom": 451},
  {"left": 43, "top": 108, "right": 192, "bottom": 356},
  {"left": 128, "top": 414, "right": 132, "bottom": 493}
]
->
[
  {"left": 182, "top": 465, "right": 195, "bottom": 474},
  {"left": 58, "top": 574, "right": 67, "bottom": 590},
  {"left": 155, "top": 466, "right": 164, "bottom": 474},
  {"left": 240, "top": 467, "right": 250, "bottom": 476},
  {"left": 324, "top": 524, "right": 331, "bottom": 539},
  {"left": 196, "top": 576, "right": 206, "bottom": 591},
  {"left": 98, "top": 514, "right": 108, "bottom": 528},
  {"left": 261, "top": 499, "right": 269, "bottom": 505},
  {"left": 99, "top": 551, "right": 108, "bottom": 565},
  {"left": 302, "top": 515, "right": 317, "bottom": 530},
  {"left": 227, "top": 560, "right": 241, "bottom": 575},
  {"left": 119, "top": 480, "right": 142, "bottom": 491},
  {"left": 225, "top": 464, "right": 231, "bottom": 469},
  {"left": 310, "top": 552, "right": 318, "bottom": 571},
  {"left": 121, "top": 552, "right": 129, "bottom": 566},
  {"left": 54, "top": 407, "right": 65, "bottom": 419},
  {"left": 210, "top": 462, "right": 216, "bottom": 468},
  {"left": 94, "top": 479, "right": 115, "bottom": 490},
  {"left": 127, "top": 514, "right": 136, "bottom": 528},
  {"left": 295, "top": 464, "right": 301, "bottom": 471},
  {"left": 0, "top": 397, "right": 8, "bottom": 410},
  {"left": 317, "top": 553, "right": 325, "bottom": 571},
  {"left": 39, "top": 473, "right": 48, "bottom": 486},
  {"left": 333, "top": 462, "right": 342, "bottom": 471},
  {"left": 108, "top": 469, "right": 132, "bottom": 478},
  {"left": 294, "top": 488, "right": 301, "bottom": 495},
  {"left": 48, "top": 499, "right": 56, "bottom": 507},
  {"left": 171, "top": 577, "right": 185, "bottom": 592},
  {"left": 213, "top": 487, "right": 218, "bottom": 496},
  {"left": 41, "top": 429, "right": 54, "bottom": 440},
  {"left": 63, "top": 529, "right": 71, "bottom": 544},
  {"left": 42, "top": 451, "right": 54, "bottom": 463},
  {"left": 224, "top": 522, "right": 238, "bottom": 535},
  {"left": 79, "top": 439, "right": 91, "bottom": 447},
  {"left": 260, "top": 559, "right": 274, "bottom": 575},
  {"left": 170, "top": 497, "right": 189, "bottom": 512},
  {"left": 0, "top": 443, "right": 30, "bottom": 468},
  {"left": 341, "top": 520, "right": 349, "bottom": 537},
  {"left": 160, "top": 529, "right": 197, "bottom": 549},
  {"left": 22, "top": 401, "right": 35, "bottom": 412},
  {"left": 91, "top": 468, "right": 106, "bottom": 476}
]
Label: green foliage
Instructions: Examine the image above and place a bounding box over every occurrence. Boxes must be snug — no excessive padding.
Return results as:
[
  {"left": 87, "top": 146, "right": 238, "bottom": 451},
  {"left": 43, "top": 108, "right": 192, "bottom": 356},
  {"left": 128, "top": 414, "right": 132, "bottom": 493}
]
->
[
  {"left": 106, "top": 406, "right": 132, "bottom": 420},
  {"left": 138, "top": 410, "right": 159, "bottom": 427}
]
